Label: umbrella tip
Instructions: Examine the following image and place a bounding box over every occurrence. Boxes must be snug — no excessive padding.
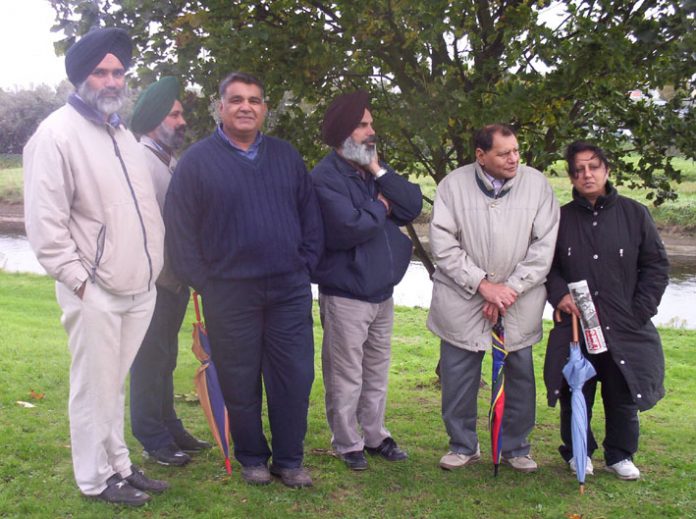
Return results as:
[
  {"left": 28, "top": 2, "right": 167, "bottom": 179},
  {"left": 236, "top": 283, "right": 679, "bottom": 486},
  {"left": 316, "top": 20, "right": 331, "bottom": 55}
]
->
[
  {"left": 579, "top": 483, "right": 585, "bottom": 495},
  {"left": 494, "top": 465, "right": 499, "bottom": 477},
  {"left": 225, "top": 458, "right": 232, "bottom": 475}
]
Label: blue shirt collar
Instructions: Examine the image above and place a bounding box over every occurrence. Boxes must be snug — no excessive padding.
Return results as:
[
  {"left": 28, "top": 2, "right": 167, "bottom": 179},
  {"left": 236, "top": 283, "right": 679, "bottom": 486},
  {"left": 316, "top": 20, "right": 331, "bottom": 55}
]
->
[
  {"left": 216, "top": 124, "right": 263, "bottom": 159},
  {"left": 67, "top": 93, "right": 123, "bottom": 128}
]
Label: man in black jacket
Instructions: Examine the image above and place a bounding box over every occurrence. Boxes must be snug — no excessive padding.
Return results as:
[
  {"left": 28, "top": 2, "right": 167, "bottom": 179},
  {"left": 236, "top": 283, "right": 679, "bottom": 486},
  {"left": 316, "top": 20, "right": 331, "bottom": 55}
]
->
[
  {"left": 544, "top": 141, "right": 669, "bottom": 481},
  {"left": 311, "top": 90, "right": 422, "bottom": 471}
]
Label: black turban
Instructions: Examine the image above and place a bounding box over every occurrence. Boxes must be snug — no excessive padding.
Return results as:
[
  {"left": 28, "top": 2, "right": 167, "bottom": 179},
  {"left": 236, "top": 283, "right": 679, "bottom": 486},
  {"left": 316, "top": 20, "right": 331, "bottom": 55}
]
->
[
  {"left": 130, "top": 77, "right": 180, "bottom": 135},
  {"left": 65, "top": 27, "right": 132, "bottom": 86},
  {"left": 321, "top": 90, "right": 371, "bottom": 148}
]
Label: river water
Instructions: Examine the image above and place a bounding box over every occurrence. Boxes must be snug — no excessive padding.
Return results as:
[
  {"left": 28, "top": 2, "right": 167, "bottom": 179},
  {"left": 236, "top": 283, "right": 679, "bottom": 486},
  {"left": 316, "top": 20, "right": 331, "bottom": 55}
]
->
[{"left": 2, "top": 233, "right": 695, "bottom": 329}]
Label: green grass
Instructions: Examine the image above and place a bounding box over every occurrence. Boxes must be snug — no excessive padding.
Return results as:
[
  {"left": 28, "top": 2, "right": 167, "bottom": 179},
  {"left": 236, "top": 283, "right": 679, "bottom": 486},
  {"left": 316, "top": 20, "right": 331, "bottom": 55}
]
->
[
  {"left": 1, "top": 271, "right": 694, "bottom": 518},
  {"left": 0, "top": 167, "right": 23, "bottom": 205}
]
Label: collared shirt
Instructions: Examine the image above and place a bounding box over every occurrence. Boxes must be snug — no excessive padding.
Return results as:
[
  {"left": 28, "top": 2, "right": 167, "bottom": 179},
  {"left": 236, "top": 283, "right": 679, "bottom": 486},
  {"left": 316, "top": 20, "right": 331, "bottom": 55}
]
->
[
  {"left": 216, "top": 123, "right": 263, "bottom": 160},
  {"left": 483, "top": 170, "right": 505, "bottom": 196},
  {"left": 67, "top": 93, "right": 123, "bottom": 128}
]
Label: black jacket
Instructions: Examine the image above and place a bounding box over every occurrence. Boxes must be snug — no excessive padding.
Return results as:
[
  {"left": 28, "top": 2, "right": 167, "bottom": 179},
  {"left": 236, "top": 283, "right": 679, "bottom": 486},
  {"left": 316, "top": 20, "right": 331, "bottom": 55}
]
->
[
  {"left": 310, "top": 151, "right": 422, "bottom": 302},
  {"left": 544, "top": 182, "right": 669, "bottom": 411}
]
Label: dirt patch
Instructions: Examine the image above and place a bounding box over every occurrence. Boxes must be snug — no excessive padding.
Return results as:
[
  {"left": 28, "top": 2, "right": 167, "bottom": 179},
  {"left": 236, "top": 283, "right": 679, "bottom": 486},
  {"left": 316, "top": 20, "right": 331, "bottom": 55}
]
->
[{"left": 3, "top": 202, "right": 696, "bottom": 258}]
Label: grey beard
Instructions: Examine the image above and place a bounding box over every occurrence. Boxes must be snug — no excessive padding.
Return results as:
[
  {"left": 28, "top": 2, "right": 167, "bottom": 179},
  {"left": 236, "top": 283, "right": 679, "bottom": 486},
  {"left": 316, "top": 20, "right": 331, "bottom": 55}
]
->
[
  {"left": 76, "top": 81, "right": 127, "bottom": 116},
  {"left": 153, "top": 123, "right": 186, "bottom": 150},
  {"left": 340, "top": 136, "right": 376, "bottom": 166}
]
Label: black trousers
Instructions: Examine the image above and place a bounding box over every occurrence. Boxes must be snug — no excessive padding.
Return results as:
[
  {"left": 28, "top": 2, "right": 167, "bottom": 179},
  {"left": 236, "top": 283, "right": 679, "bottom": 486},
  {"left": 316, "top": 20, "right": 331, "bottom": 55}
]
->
[
  {"left": 202, "top": 270, "right": 314, "bottom": 469},
  {"left": 559, "top": 346, "right": 639, "bottom": 466},
  {"left": 130, "top": 285, "right": 190, "bottom": 451}
]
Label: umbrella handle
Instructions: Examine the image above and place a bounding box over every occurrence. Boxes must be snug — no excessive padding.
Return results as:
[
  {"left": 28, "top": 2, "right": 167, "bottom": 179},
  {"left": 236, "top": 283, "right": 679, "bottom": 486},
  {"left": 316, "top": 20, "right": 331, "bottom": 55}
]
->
[
  {"left": 572, "top": 313, "right": 579, "bottom": 343},
  {"left": 193, "top": 291, "right": 203, "bottom": 324}
]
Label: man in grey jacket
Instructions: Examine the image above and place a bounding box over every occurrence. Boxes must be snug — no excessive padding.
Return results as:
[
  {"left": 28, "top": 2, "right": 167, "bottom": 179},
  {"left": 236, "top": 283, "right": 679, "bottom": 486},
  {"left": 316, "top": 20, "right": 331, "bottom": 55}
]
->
[
  {"left": 129, "top": 77, "right": 211, "bottom": 468},
  {"left": 23, "top": 28, "right": 166, "bottom": 506},
  {"left": 427, "top": 124, "right": 559, "bottom": 473}
]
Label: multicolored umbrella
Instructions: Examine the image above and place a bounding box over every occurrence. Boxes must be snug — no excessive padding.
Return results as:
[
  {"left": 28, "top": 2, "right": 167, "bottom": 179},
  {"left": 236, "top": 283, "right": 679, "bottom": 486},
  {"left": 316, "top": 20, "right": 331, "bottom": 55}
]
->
[
  {"left": 561, "top": 313, "right": 596, "bottom": 494},
  {"left": 488, "top": 317, "right": 508, "bottom": 477},
  {"left": 191, "top": 292, "right": 232, "bottom": 475}
]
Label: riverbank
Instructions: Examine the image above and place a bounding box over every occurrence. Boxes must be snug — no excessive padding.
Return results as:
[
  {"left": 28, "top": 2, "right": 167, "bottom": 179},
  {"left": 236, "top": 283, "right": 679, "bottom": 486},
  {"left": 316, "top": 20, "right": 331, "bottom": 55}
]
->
[{"left": 3, "top": 202, "right": 696, "bottom": 258}]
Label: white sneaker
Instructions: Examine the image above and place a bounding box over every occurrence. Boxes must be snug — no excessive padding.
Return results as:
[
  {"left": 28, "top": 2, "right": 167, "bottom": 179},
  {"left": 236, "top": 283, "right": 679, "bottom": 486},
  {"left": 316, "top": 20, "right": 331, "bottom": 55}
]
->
[
  {"left": 568, "top": 456, "right": 594, "bottom": 476},
  {"left": 439, "top": 446, "right": 481, "bottom": 470},
  {"left": 502, "top": 454, "right": 538, "bottom": 473},
  {"left": 605, "top": 459, "right": 640, "bottom": 480}
]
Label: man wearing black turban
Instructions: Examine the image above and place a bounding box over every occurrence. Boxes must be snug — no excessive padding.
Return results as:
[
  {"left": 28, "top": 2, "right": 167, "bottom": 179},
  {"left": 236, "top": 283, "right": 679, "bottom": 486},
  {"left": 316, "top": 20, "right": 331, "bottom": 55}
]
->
[
  {"left": 129, "top": 77, "right": 211, "bottom": 467},
  {"left": 311, "top": 91, "right": 422, "bottom": 470},
  {"left": 23, "top": 27, "right": 168, "bottom": 506}
]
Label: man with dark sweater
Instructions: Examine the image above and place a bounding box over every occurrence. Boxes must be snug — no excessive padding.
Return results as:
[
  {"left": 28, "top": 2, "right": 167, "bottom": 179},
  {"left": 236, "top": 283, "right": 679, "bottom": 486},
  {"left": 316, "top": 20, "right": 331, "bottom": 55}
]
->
[
  {"left": 164, "top": 72, "right": 323, "bottom": 488},
  {"left": 311, "top": 90, "right": 422, "bottom": 470}
]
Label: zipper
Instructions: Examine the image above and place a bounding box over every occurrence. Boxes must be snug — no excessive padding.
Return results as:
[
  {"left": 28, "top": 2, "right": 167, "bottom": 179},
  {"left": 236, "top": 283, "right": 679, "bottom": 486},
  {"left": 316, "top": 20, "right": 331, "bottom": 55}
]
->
[
  {"left": 91, "top": 224, "right": 106, "bottom": 283},
  {"left": 106, "top": 126, "right": 154, "bottom": 291}
]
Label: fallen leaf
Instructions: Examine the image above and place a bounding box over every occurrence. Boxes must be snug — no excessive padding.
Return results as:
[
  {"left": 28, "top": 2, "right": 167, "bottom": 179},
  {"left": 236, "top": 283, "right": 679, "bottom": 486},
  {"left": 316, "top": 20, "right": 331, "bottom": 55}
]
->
[
  {"left": 29, "top": 389, "right": 45, "bottom": 400},
  {"left": 16, "top": 401, "right": 36, "bottom": 408}
]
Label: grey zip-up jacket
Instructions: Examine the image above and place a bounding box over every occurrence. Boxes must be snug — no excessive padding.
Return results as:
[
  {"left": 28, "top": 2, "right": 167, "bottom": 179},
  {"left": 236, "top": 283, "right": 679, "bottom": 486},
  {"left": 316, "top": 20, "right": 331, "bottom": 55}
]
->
[
  {"left": 427, "top": 162, "right": 559, "bottom": 351},
  {"left": 24, "top": 98, "right": 164, "bottom": 296}
]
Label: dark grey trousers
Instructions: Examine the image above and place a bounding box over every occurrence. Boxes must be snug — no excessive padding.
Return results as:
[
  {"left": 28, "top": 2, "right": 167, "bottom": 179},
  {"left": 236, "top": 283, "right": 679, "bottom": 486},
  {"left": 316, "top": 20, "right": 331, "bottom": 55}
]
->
[{"left": 440, "top": 340, "right": 536, "bottom": 458}]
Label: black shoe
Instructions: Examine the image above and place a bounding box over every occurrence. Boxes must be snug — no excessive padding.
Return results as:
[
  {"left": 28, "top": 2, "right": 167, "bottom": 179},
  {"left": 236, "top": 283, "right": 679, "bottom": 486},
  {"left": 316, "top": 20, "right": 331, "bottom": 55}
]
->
[
  {"left": 365, "top": 437, "right": 408, "bottom": 462},
  {"left": 144, "top": 444, "right": 191, "bottom": 466},
  {"left": 126, "top": 465, "right": 169, "bottom": 494},
  {"left": 88, "top": 474, "right": 150, "bottom": 506},
  {"left": 340, "top": 450, "right": 368, "bottom": 471},
  {"left": 173, "top": 430, "right": 212, "bottom": 453}
]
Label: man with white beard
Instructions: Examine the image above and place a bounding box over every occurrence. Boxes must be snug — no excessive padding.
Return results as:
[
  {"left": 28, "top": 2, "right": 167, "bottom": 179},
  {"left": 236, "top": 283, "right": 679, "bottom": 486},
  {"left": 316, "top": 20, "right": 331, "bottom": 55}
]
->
[
  {"left": 128, "top": 77, "right": 211, "bottom": 467},
  {"left": 23, "top": 28, "right": 166, "bottom": 506},
  {"left": 310, "top": 90, "right": 422, "bottom": 471}
]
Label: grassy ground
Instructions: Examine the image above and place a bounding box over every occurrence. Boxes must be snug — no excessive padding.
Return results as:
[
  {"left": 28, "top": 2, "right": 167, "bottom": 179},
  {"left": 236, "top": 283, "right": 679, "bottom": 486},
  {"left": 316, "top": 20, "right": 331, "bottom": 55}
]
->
[{"left": 1, "top": 272, "right": 694, "bottom": 518}]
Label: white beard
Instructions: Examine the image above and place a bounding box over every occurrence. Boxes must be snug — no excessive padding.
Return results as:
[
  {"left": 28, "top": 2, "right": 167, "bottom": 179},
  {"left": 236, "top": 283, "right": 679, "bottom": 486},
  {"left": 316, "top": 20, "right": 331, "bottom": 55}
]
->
[
  {"left": 340, "top": 136, "right": 377, "bottom": 166},
  {"left": 77, "top": 81, "right": 127, "bottom": 116}
]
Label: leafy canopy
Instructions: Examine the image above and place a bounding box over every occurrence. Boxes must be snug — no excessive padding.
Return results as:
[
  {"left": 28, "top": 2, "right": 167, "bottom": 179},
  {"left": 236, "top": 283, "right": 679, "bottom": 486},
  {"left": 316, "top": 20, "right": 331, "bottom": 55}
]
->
[{"left": 49, "top": 0, "right": 696, "bottom": 204}]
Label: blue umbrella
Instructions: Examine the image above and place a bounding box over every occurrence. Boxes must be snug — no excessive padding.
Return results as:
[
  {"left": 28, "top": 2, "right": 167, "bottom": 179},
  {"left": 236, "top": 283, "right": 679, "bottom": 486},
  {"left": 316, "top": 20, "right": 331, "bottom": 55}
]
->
[{"left": 561, "top": 313, "right": 596, "bottom": 494}]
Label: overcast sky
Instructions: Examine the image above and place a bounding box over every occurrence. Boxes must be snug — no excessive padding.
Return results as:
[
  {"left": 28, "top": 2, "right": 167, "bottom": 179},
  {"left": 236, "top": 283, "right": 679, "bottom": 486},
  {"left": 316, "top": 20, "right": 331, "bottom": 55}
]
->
[{"left": 0, "top": 0, "right": 66, "bottom": 90}]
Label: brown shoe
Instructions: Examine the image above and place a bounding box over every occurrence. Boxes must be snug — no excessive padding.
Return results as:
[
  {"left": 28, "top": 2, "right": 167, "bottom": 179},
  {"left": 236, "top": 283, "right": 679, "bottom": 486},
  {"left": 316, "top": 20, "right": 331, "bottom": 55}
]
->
[
  {"left": 269, "top": 465, "right": 313, "bottom": 488},
  {"left": 241, "top": 464, "right": 271, "bottom": 485}
]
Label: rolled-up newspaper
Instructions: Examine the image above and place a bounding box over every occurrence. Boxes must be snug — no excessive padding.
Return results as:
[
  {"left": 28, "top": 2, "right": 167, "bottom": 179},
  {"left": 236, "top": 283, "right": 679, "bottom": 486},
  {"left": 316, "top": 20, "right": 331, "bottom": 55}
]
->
[{"left": 567, "top": 280, "right": 608, "bottom": 354}]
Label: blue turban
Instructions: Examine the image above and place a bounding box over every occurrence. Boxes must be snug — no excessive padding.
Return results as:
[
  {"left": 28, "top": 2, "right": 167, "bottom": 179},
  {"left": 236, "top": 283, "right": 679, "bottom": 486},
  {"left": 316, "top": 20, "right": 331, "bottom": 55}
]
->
[{"left": 65, "top": 27, "right": 132, "bottom": 86}]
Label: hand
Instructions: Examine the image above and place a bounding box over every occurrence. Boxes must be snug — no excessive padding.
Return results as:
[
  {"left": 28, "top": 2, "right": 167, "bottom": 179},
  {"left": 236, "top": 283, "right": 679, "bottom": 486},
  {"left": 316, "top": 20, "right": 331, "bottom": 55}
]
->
[
  {"left": 75, "top": 281, "right": 87, "bottom": 300},
  {"left": 478, "top": 278, "right": 517, "bottom": 314},
  {"left": 556, "top": 293, "right": 580, "bottom": 318},
  {"left": 377, "top": 192, "right": 391, "bottom": 213},
  {"left": 367, "top": 153, "right": 382, "bottom": 177},
  {"left": 482, "top": 301, "right": 500, "bottom": 324}
]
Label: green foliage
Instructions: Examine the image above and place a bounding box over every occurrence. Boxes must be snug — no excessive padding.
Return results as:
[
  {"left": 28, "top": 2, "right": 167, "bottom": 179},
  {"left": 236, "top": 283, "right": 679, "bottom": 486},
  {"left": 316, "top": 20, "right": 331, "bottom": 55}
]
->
[
  {"left": 1, "top": 272, "right": 696, "bottom": 517},
  {"left": 47, "top": 0, "right": 696, "bottom": 205},
  {"left": 0, "top": 82, "right": 73, "bottom": 154}
]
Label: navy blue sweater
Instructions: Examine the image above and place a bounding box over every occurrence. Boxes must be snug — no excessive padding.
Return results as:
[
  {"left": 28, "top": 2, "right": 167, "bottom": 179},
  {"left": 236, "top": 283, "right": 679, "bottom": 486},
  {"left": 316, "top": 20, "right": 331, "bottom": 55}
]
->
[
  {"left": 311, "top": 151, "right": 422, "bottom": 302},
  {"left": 164, "top": 131, "right": 323, "bottom": 291}
]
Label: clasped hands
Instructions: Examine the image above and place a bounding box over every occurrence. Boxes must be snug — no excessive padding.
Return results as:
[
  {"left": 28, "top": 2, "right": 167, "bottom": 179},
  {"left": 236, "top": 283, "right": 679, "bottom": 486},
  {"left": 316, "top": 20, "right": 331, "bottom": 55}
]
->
[{"left": 478, "top": 278, "right": 518, "bottom": 324}]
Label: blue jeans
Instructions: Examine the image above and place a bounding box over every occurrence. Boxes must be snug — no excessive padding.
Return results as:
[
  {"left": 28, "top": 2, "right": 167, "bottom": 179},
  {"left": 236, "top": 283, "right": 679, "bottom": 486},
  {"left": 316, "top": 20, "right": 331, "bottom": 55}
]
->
[
  {"left": 130, "top": 286, "right": 190, "bottom": 451},
  {"left": 202, "top": 270, "right": 314, "bottom": 468}
]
